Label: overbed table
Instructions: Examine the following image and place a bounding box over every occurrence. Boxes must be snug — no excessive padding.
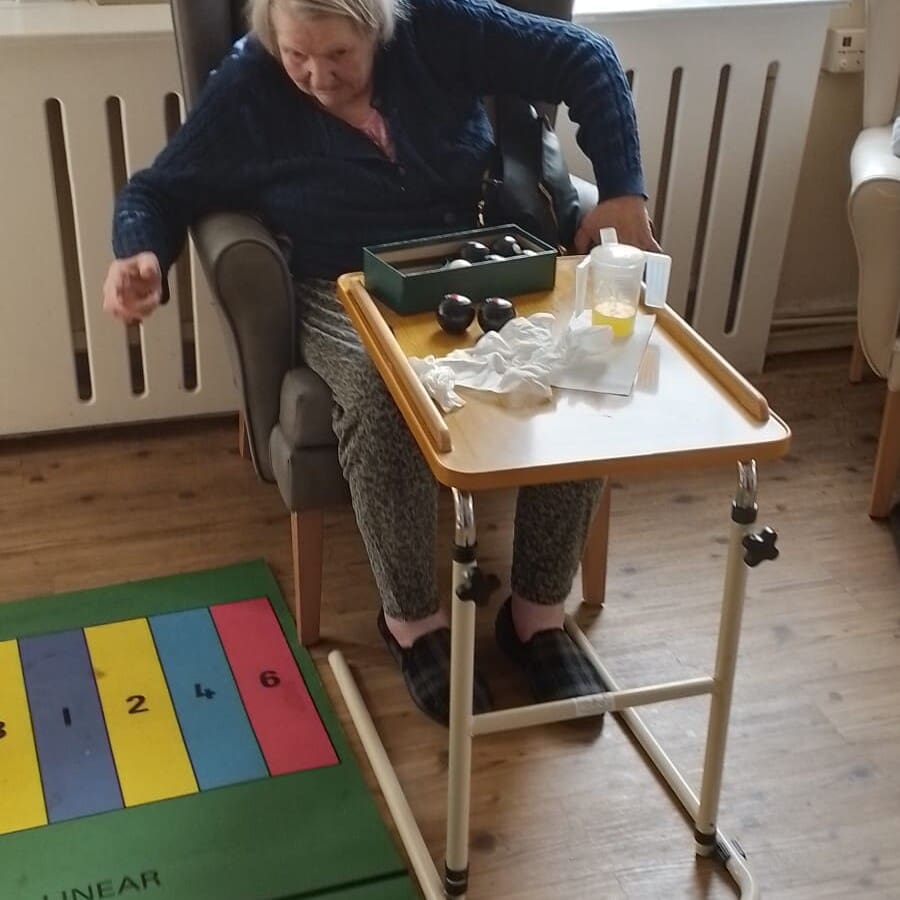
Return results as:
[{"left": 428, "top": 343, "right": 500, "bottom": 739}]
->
[{"left": 328, "top": 257, "right": 790, "bottom": 899}]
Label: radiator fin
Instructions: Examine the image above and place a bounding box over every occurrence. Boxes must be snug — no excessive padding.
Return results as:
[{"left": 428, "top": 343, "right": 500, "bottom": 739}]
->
[
  {"left": 654, "top": 66, "right": 682, "bottom": 239},
  {"left": 45, "top": 98, "right": 92, "bottom": 403},
  {"left": 164, "top": 91, "right": 199, "bottom": 392},
  {"left": 727, "top": 61, "right": 780, "bottom": 336},
  {"left": 685, "top": 65, "right": 732, "bottom": 325}
]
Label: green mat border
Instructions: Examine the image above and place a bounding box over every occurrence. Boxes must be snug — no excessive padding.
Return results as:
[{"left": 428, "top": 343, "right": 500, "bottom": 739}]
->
[{"left": 0, "top": 560, "right": 418, "bottom": 900}]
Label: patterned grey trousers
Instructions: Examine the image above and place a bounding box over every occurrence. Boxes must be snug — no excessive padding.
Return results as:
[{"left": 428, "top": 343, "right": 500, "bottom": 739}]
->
[{"left": 295, "top": 280, "right": 603, "bottom": 621}]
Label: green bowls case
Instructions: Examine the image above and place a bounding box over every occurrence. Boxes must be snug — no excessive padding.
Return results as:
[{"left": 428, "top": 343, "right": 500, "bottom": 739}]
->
[{"left": 363, "top": 224, "right": 557, "bottom": 315}]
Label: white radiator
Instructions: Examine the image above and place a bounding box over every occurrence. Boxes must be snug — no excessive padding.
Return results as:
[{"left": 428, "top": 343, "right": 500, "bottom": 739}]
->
[
  {"left": 0, "top": 1, "right": 838, "bottom": 437},
  {"left": 0, "top": 4, "right": 237, "bottom": 438},
  {"left": 562, "top": 0, "right": 841, "bottom": 372}
]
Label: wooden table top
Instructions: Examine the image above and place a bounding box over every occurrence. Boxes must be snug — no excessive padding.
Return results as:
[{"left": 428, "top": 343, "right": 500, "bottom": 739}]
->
[{"left": 336, "top": 257, "right": 791, "bottom": 491}]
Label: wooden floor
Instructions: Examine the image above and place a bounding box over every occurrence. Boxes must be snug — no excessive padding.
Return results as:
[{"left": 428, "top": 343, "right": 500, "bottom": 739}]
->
[{"left": 2, "top": 348, "right": 898, "bottom": 899}]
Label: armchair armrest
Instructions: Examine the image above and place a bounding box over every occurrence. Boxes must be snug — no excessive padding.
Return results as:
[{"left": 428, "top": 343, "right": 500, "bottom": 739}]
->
[
  {"left": 848, "top": 126, "right": 900, "bottom": 380},
  {"left": 569, "top": 177, "right": 661, "bottom": 248},
  {"left": 192, "top": 211, "right": 294, "bottom": 483},
  {"left": 571, "top": 174, "right": 599, "bottom": 226}
]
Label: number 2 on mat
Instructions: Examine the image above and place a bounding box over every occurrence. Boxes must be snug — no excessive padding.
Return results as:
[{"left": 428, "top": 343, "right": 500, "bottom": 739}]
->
[{"left": 127, "top": 695, "right": 149, "bottom": 714}]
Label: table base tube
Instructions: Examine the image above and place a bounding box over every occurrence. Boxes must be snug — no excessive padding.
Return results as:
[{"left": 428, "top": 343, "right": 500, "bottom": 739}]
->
[
  {"left": 327, "top": 649, "right": 445, "bottom": 900},
  {"left": 471, "top": 676, "right": 714, "bottom": 736},
  {"left": 566, "top": 622, "right": 760, "bottom": 899}
]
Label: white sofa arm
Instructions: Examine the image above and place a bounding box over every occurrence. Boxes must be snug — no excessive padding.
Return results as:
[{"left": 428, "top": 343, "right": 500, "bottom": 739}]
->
[
  {"left": 850, "top": 126, "right": 900, "bottom": 190},
  {"left": 848, "top": 126, "right": 900, "bottom": 379},
  {"left": 863, "top": 0, "right": 900, "bottom": 128}
]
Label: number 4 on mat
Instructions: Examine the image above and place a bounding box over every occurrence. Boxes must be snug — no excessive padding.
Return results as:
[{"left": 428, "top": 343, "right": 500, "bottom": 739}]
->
[{"left": 194, "top": 683, "right": 215, "bottom": 699}]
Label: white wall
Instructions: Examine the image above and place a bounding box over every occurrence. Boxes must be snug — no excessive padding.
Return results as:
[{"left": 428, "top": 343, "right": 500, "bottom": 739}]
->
[{"left": 772, "top": 0, "right": 865, "bottom": 335}]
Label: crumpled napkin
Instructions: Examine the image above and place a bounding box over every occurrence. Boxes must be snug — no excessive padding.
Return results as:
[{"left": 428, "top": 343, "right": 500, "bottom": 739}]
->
[{"left": 409, "top": 312, "right": 613, "bottom": 411}]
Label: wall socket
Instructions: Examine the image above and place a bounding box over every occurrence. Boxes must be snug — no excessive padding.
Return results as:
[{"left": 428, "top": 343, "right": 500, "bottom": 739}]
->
[{"left": 821, "top": 27, "right": 866, "bottom": 74}]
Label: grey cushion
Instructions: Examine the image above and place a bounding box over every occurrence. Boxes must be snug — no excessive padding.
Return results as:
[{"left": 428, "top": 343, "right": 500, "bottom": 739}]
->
[
  {"left": 270, "top": 426, "right": 351, "bottom": 511},
  {"left": 279, "top": 368, "right": 338, "bottom": 448}
]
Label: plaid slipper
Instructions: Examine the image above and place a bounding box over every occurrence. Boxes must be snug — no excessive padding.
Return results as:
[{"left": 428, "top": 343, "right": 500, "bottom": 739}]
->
[
  {"left": 495, "top": 598, "right": 607, "bottom": 705},
  {"left": 377, "top": 611, "right": 493, "bottom": 726}
]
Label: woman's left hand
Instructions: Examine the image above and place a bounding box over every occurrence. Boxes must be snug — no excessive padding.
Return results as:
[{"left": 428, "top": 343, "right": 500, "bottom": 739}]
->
[{"left": 573, "top": 194, "right": 661, "bottom": 254}]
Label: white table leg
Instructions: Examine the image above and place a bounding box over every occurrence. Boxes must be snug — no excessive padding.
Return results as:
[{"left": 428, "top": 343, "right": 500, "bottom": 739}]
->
[
  {"left": 695, "top": 460, "right": 758, "bottom": 853},
  {"left": 567, "top": 458, "right": 772, "bottom": 899},
  {"left": 445, "top": 488, "right": 478, "bottom": 899}
]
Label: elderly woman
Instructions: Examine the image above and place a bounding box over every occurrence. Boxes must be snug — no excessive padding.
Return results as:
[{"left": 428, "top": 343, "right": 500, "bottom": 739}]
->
[{"left": 104, "top": 0, "right": 658, "bottom": 725}]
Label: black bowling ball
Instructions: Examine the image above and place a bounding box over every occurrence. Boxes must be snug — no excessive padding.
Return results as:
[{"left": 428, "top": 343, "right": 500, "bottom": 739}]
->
[
  {"left": 477, "top": 296, "right": 516, "bottom": 333},
  {"left": 491, "top": 235, "right": 523, "bottom": 257},
  {"left": 436, "top": 293, "right": 476, "bottom": 334},
  {"left": 458, "top": 241, "right": 490, "bottom": 263}
]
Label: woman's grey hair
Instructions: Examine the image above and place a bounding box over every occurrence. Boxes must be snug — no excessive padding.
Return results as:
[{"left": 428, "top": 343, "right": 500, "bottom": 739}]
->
[{"left": 247, "top": 0, "right": 404, "bottom": 52}]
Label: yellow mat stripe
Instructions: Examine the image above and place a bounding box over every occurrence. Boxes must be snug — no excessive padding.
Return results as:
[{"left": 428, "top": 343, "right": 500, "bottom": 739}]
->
[
  {"left": 0, "top": 640, "right": 47, "bottom": 834},
  {"left": 85, "top": 619, "right": 197, "bottom": 806}
]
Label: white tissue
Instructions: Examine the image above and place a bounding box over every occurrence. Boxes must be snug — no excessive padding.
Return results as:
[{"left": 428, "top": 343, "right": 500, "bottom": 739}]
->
[
  {"left": 409, "top": 312, "right": 614, "bottom": 412},
  {"left": 408, "top": 357, "right": 466, "bottom": 410}
]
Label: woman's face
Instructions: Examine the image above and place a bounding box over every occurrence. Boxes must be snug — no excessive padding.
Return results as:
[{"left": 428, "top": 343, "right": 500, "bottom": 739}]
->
[{"left": 272, "top": 5, "right": 378, "bottom": 115}]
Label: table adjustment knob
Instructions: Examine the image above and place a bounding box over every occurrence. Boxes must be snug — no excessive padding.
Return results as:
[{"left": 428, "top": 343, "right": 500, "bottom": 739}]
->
[
  {"left": 456, "top": 567, "right": 500, "bottom": 606},
  {"left": 742, "top": 527, "right": 778, "bottom": 567}
]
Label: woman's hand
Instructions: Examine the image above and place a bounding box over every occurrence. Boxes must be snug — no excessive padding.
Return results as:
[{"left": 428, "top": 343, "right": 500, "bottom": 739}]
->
[
  {"left": 574, "top": 194, "right": 661, "bottom": 254},
  {"left": 102, "top": 253, "right": 162, "bottom": 325}
]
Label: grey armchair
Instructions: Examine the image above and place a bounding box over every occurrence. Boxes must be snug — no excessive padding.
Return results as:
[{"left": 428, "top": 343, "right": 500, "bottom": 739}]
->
[
  {"left": 171, "top": 0, "right": 349, "bottom": 648},
  {"left": 168, "top": 0, "right": 603, "bottom": 646},
  {"left": 848, "top": 0, "right": 900, "bottom": 518}
]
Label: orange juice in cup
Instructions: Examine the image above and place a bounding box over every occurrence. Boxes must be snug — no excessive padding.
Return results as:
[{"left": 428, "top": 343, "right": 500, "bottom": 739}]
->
[
  {"left": 588, "top": 240, "right": 645, "bottom": 339},
  {"left": 592, "top": 297, "right": 637, "bottom": 337}
]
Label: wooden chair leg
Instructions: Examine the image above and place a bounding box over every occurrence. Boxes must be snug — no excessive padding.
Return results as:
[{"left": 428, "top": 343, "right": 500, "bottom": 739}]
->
[
  {"left": 581, "top": 478, "right": 611, "bottom": 607},
  {"left": 849, "top": 334, "right": 867, "bottom": 384},
  {"left": 237, "top": 412, "right": 248, "bottom": 459},
  {"left": 290, "top": 509, "right": 324, "bottom": 645},
  {"left": 870, "top": 388, "right": 900, "bottom": 518}
]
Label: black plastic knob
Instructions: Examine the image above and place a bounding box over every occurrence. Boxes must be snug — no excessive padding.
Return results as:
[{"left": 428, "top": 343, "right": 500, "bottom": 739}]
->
[{"left": 742, "top": 527, "right": 779, "bottom": 567}]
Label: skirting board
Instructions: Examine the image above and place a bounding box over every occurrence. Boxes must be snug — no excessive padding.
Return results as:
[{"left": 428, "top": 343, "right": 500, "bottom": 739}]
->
[{"left": 766, "top": 323, "right": 856, "bottom": 357}]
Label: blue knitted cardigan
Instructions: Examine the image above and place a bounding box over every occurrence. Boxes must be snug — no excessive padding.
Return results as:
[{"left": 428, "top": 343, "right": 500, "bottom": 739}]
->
[{"left": 113, "top": 0, "right": 644, "bottom": 284}]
